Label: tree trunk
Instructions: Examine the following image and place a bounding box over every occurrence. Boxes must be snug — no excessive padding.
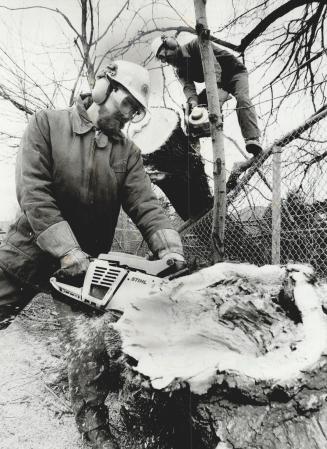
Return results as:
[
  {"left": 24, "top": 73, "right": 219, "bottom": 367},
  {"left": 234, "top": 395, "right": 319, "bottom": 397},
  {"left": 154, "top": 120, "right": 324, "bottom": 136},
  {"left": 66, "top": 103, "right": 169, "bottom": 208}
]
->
[
  {"left": 104, "top": 263, "right": 327, "bottom": 449},
  {"left": 2, "top": 263, "right": 327, "bottom": 449},
  {"left": 193, "top": 0, "right": 226, "bottom": 263},
  {"left": 128, "top": 106, "right": 213, "bottom": 220}
]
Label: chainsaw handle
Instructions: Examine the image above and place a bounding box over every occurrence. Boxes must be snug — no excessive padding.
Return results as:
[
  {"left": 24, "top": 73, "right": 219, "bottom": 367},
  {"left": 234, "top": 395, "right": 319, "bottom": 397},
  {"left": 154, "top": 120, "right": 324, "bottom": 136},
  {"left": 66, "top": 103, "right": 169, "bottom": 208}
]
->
[{"left": 98, "top": 252, "right": 172, "bottom": 276}]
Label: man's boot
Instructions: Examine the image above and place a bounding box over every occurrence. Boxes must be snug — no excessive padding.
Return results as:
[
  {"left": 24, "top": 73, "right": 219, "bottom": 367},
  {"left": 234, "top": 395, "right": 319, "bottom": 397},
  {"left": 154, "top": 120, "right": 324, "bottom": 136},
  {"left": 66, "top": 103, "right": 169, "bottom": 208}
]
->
[
  {"left": 75, "top": 403, "right": 119, "bottom": 449},
  {"left": 245, "top": 138, "right": 263, "bottom": 157},
  {"left": 85, "top": 426, "right": 119, "bottom": 449}
]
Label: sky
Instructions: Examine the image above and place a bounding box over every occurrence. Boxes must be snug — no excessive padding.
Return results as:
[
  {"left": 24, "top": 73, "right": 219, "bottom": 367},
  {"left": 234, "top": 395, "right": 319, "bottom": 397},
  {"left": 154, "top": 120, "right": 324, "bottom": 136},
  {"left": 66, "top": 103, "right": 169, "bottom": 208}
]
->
[{"left": 0, "top": 0, "right": 323, "bottom": 221}]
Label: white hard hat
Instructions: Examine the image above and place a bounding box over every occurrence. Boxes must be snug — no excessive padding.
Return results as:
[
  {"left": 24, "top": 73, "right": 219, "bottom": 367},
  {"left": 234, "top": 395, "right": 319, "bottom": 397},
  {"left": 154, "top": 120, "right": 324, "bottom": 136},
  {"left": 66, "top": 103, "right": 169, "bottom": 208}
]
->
[{"left": 92, "top": 60, "right": 150, "bottom": 110}]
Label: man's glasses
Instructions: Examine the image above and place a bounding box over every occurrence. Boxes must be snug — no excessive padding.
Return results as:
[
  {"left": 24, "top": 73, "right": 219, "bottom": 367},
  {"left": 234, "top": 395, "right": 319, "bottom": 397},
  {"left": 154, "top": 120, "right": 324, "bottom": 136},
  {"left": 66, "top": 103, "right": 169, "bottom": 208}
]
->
[{"left": 113, "top": 86, "right": 146, "bottom": 123}]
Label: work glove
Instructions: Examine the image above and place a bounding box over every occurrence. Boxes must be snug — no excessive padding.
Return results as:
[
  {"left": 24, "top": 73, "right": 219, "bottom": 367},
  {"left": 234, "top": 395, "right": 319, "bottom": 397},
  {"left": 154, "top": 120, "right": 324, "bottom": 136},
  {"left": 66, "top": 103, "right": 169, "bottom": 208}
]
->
[
  {"left": 54, "top": 248, "right": 90, "bottom": 285},
  {"left": 161, "top": 252, "right": 187, "bottom": 274},
  {"left": 184, "top": 98, "right": 198, "bottom": 129}
]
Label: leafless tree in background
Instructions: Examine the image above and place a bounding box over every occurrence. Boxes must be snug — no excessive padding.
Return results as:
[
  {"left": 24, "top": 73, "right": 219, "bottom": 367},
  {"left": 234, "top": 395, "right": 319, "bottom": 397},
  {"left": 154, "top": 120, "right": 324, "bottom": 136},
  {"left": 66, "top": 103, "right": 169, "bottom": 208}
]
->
[{"left": 0, "top": 0, "right": 325, "bottom": 189}]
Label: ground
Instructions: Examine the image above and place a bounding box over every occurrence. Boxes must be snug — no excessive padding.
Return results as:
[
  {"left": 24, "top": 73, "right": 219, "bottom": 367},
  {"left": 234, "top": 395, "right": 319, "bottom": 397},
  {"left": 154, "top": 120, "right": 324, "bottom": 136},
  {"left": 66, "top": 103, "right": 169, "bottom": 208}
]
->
[{"left": 0, "top": 295, "right": 84, "bottom": 449}]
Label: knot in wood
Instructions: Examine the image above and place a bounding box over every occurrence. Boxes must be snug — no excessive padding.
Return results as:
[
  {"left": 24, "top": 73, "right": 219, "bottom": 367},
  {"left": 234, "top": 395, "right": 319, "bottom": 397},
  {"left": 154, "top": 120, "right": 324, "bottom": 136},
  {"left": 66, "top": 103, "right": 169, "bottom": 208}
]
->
[
  {"left": 208, "top": 113, "right": 218, "bottom": 123},
  {"left": 195, "top": 22, "right": 210, "bottom": 39}
]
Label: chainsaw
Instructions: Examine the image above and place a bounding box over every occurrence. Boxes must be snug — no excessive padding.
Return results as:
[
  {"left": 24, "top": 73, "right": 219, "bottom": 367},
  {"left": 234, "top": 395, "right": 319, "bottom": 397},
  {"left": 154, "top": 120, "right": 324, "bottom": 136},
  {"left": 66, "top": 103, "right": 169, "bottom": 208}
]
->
[
  {"left": 185, "top": 89, "right": 232, "bottom": 139},
  {"left": 50, "top": 252, "right": 188, "bottom": 313},
  {"left": 186, "top": 105, "right": 211, "bottom": 139}
]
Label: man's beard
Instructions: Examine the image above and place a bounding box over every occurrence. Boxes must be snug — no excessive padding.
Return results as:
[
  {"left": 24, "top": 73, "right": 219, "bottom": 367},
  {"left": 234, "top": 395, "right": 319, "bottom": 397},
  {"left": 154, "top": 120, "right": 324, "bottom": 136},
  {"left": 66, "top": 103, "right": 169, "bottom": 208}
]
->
[{"left": 96, "top": 110, "right": 128, "bottom": 141}]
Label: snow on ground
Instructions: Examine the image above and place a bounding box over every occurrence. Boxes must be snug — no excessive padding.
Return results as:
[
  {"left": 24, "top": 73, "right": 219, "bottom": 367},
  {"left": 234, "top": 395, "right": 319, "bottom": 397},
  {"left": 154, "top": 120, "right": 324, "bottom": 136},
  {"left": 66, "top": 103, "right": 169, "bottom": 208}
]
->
[{"left": 0, "top": 296, "right": 84, "bottom": 449}]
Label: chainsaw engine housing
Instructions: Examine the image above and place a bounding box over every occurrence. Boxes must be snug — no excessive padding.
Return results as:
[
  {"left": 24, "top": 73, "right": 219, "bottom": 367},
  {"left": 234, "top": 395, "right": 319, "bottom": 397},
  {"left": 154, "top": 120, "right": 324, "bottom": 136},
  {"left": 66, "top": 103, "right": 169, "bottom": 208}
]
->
[
  {"left": 188, "top": 106, "right": 211, "bottom": 138},
  {"left": 50, "top": 252, "right": 178, "bottom": 312}
]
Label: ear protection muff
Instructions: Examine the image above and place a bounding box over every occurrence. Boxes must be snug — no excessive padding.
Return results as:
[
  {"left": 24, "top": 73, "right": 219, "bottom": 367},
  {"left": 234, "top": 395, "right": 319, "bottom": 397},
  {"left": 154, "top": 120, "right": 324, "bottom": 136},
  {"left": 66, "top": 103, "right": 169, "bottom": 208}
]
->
[
  {"left": 162, "top": 36, "right": 178, "bottom": 51},
  {"left": 92, "top": 76, "right": 112, "bottom": 105}
]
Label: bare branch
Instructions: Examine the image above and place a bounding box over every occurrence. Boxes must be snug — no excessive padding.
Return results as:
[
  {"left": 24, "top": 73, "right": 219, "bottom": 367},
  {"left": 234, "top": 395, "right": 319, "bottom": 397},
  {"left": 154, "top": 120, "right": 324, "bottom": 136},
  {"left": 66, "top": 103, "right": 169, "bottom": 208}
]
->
[
  {"left": 239, "top": 0, "right": 327, "bottom": 53},
  {"left": 92, "top": 0, "right": 130, "bottom": 45},
  {"left": 0, "top": 5, "right": 81, "bottom": 38},
  {"left": 0, "top": 86, "right": 33, "bottom": 115}
]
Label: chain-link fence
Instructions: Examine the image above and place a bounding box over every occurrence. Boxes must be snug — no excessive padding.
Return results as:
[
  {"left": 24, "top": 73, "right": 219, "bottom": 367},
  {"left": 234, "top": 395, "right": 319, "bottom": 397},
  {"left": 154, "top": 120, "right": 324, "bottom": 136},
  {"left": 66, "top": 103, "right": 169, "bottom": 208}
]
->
[
  {"left": 113, "top": 106, "right": 327, "bottom": 277},
  {"left": 180, "top": 106, "right": 327, "bottom": 276}
]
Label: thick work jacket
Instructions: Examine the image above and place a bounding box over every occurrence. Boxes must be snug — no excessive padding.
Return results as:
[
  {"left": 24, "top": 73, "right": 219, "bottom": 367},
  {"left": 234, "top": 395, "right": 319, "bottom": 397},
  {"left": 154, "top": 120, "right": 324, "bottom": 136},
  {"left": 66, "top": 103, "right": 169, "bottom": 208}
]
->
[
  {"left": 0, "top": 97, "right": 175, "bottom": 288},
  {"left": 175, "top": 38, "right": 247, "bottom": 102}
]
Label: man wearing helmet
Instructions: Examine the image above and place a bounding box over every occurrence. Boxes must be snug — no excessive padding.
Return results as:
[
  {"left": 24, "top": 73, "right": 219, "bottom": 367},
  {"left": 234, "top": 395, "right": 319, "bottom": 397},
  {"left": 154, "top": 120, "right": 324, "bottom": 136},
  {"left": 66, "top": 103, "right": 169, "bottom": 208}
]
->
[
  {"left": 0, "top": 60, "right": 185, "bottom": 448},
  {"left": 152, "top": 35, "right": 262, "bottom": 156}
]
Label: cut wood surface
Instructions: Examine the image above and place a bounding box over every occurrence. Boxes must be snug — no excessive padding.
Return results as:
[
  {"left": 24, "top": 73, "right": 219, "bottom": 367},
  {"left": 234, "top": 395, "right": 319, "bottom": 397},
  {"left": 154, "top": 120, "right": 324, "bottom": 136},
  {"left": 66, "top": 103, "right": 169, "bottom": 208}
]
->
[
  {"left": 115, "top": 263, "right": 327, "bottom": 393},
  {"left": 113, "top": 262, "right": 327, "bottom": 449}
]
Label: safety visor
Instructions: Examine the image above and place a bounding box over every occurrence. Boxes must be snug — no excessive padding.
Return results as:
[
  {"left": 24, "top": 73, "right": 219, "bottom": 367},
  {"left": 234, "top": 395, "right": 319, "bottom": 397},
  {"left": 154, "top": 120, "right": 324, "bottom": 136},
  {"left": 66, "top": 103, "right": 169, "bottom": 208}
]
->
[{"left": 110, "top": 80, "right": 146, "bottom": 123}]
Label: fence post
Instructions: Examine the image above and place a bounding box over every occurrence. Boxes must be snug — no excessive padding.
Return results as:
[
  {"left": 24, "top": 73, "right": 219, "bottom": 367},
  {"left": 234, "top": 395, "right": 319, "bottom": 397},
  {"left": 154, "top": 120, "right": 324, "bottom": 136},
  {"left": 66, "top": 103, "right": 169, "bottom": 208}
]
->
[{"left": 272, "top": 145, "right": 281, "bottom": 264}]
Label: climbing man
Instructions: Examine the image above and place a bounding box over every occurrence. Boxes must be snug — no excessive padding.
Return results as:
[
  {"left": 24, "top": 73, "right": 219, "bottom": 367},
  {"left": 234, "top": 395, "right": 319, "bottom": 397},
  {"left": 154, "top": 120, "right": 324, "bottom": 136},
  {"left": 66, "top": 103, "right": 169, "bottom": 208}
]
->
[
  {"left": 0, "top": 60, "right": 186, "bottom": 448},
  {"left": 152, "top": 35, "right": 262, "bottom": 156}
]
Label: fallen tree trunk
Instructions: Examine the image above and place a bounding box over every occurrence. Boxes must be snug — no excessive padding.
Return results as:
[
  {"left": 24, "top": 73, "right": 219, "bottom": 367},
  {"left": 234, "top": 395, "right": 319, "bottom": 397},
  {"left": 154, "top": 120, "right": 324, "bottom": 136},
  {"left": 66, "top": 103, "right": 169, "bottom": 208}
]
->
[
  {"left": 2, "top": 263, "right": 327, "bottom": 448},
  {"left": 104, "top": 262, "right": 327, "bottom": 449}
]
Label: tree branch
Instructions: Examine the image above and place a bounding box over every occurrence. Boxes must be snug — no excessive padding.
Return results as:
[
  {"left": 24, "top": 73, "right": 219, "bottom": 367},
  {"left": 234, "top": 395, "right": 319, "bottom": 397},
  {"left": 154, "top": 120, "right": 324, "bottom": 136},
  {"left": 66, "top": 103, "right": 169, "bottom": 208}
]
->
[
  {"left": 239, "top": 0, "right": 327, "bottom": 52},
  {"left": 92, "top": 0, "right": 130, "bottom": 45},
  {"left": 0, "top": 87, "right": 33, "bottom": 115},
  {"left": 0, "top": 5, "right": 81, "bottom": 38},
  {"left": 137, "top": 26, "right": 239, "bottom": 52}
]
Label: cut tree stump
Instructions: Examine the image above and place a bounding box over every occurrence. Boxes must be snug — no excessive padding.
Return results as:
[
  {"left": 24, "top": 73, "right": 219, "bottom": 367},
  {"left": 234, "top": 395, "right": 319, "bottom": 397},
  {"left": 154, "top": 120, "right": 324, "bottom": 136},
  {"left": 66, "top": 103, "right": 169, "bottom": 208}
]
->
[
  {"left": 103, "top": 262, "right": 327, "bottom": 449},
  {"left": 127, "top": 107, "right": 213, "bottom": 220}
]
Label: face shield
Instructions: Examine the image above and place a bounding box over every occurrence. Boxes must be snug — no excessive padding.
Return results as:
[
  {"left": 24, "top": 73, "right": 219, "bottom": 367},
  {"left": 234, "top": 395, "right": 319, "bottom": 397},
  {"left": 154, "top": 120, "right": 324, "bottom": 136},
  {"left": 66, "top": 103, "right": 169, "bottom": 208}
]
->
[{"left": 112, "top": 84, "right": 146, "bottom": 123}]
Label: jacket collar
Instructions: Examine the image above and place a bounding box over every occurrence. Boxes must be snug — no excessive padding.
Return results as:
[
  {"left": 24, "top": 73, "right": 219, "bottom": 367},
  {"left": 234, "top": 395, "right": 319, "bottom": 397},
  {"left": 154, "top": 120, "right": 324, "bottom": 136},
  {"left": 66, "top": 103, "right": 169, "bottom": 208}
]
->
[
  {"left": 71, "top": 94, "right": 125, "bottom": 146},
  {"left": 71, "top": 95, "right": 95, "bottom": 135}
]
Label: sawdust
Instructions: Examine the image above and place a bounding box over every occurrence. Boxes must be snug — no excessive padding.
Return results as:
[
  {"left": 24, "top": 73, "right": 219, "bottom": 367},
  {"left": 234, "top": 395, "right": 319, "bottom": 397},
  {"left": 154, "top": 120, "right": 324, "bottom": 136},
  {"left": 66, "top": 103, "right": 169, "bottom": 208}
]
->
[{"left": 0, "top": 295, "right": 85, "bottom": 449}]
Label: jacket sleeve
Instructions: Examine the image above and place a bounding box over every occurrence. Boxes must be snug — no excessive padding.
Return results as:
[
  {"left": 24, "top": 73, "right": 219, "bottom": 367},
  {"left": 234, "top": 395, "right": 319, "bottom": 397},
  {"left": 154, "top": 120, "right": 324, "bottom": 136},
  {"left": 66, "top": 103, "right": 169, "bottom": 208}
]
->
[
  {"left": 211, "top": 43, "right": 224, "bottom": 85},
  {"left": 121, "top": 143, "right": 183, "bottom": 256},
  {"left": 176, "top": 41, "right": 198, "bottom": 104},
  {"left": 177, "top": 71, "right": 198, "bottom": 104},
  {"left": 17, "top": 111, "right": 79, "bottom": 258},
  {"left": 191, "top": 39, "right": 222, "bottom": 85}
]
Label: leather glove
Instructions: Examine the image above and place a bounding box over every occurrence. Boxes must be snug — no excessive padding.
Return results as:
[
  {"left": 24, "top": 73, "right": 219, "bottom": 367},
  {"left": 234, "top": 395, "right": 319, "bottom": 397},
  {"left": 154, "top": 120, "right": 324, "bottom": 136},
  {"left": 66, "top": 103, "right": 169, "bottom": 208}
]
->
[
  {"left": 54, "top": 248, "right": 90, "bottom": 285},
  {"left": 161, "top": 252, "right": 187, "bottom": 273},
  {"left": 188, "top": 98, "right": 198, "bottom": 111}
]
